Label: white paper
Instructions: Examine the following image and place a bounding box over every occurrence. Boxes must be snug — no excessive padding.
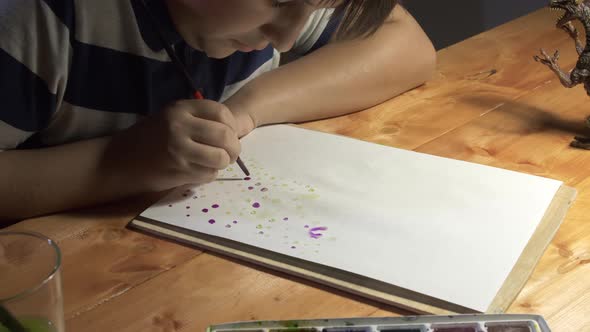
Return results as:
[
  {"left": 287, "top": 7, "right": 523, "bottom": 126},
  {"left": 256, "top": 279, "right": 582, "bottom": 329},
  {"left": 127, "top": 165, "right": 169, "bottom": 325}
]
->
[{"left": 140, "top": 125, "right": 563, "bottom": 312}]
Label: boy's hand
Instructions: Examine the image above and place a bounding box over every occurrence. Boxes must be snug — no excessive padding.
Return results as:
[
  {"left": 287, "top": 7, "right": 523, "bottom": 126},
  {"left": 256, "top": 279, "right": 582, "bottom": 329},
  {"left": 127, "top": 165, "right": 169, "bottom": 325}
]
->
[
  {"left": 231, "top": 109, "right": 256, "bottom": 138},
  {"left": 223, "top": 92, "right": 257, "bottom": 138},
  {"left": 100, "top": 99, "right": 241, "bottom": 192}
]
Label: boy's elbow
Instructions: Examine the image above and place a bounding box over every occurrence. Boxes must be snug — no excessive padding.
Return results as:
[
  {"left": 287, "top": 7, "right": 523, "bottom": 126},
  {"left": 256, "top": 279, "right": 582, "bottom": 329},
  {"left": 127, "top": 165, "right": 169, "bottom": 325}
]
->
[{"left": 412, "top": 39, "right": 437, "bottom": 86}]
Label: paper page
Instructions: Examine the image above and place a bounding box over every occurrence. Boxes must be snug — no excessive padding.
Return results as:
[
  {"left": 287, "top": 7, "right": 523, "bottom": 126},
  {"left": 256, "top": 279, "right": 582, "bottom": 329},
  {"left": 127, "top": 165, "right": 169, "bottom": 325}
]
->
[{"left": 140, "top": 125, "right": 563, "bottom": 311}]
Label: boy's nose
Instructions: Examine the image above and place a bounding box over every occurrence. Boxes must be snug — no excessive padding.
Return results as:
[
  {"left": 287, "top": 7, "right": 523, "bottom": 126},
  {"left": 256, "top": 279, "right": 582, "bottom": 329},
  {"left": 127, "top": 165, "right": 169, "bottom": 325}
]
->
[{"left": 262, "top": 24, "right": 301, "bottom": 52}]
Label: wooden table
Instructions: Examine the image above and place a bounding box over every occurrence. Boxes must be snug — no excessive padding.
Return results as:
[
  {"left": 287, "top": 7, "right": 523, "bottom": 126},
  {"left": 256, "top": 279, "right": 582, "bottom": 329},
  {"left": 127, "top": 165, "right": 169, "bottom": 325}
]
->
[{"left": 6, "top": 8, "right": 590, "bottom": 331}]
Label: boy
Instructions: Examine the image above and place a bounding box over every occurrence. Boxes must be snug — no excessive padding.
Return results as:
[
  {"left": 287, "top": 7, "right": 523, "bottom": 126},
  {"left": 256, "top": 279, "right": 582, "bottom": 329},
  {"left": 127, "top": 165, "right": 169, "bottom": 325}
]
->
[{"left": 0, "top": 0, "right": 436, "bottom": 220}]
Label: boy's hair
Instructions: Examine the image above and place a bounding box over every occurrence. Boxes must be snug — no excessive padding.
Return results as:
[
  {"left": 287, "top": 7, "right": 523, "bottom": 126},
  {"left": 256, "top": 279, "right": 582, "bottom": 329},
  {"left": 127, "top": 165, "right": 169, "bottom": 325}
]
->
[{"left": 330, "top": 0, "right": 399, "bottom": 40}]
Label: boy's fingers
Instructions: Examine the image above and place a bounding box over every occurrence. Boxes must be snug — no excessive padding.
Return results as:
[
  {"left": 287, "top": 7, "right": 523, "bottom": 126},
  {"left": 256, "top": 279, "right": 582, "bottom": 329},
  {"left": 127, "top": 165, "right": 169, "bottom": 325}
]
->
[
  {"left": 179, "top": 138, "right": 234, "bottom": 170},
  {"left": 177, "top": 99, "right": 238, "bottom": 132},
  {"left": 185, "top": 117, "right": 241, "bottom": 163}
]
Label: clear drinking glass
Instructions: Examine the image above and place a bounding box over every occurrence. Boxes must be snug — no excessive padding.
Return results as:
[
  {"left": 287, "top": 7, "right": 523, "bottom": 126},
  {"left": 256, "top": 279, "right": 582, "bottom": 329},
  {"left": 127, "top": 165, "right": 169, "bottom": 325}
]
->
[{"left": 0, "top": 231, "right": 64, "bottom": 332}]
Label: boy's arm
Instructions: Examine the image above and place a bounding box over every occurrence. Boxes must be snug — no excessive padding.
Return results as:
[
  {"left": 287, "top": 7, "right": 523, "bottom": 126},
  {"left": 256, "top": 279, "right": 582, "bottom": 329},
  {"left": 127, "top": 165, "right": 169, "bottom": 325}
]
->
[
  {"left": 225, "top": 6, "right": 436, "bottom": 135},
  {"left": 0, "top": 137, "right": 118, "bottom": 222},
  {"left": 0, "top": 100, "right": 243, "bottom": 223}
]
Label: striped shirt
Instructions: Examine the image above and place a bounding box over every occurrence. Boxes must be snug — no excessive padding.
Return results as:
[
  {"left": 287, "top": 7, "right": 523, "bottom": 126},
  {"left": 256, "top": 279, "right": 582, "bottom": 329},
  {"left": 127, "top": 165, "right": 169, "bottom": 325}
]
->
[{"left": 0, "top": 0, "right": 340, "bottom": 150}]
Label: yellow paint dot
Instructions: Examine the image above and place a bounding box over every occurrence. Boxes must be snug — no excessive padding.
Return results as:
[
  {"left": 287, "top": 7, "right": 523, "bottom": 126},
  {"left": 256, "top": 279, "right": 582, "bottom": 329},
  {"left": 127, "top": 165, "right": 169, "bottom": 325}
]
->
[
  {"left": 251, "top": 211, "right": 257, "bottom": 215},
  {"left": 271, "top": 177, "right": 276, "bottom": 180},
  {"left": 282, "top": 184, "right": 288, "bottom": 187},
  {"left": 309, "top": 188, "right": 315, "bottom": 192},
  {"left": 228, "top": 168, "right": 234, "bottom": 171},
  {"left": 256, "top": 224, "right": 263, "bottom": 229},
  {"left": 226, "top": 211, "right": 231, "bottom": 215}
]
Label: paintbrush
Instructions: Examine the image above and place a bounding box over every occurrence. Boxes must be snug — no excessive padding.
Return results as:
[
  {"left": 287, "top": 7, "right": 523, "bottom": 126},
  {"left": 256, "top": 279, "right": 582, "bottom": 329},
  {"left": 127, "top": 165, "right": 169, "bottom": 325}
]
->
[
  {"left": 0, "top": 305, "right": 26, "bottom": 332},
  {"left": 139, "top": 0, "right": 250, "bottom": 176}
]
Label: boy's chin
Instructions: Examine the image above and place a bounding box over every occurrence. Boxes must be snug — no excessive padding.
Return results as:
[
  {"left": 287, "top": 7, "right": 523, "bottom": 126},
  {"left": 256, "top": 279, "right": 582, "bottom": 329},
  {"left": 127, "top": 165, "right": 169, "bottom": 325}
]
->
[
  {"left": 202, "top": 46, "right": 239, "bottom": 59},
  {"left": 184, "top": 39, "right": 236, "bottom": 59}
]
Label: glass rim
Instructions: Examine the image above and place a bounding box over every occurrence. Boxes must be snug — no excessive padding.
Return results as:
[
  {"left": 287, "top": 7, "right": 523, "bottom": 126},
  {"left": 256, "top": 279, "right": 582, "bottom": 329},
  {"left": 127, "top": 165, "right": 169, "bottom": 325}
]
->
[{"left": 0, "top": 231, "right": 62, "bottom": 303}]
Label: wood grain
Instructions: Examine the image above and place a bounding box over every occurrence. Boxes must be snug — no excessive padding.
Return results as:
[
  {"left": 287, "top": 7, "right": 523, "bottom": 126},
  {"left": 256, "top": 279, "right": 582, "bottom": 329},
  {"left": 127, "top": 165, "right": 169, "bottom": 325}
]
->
[{"left": 5, "top": 8, "right": 590, "bottom": 332}]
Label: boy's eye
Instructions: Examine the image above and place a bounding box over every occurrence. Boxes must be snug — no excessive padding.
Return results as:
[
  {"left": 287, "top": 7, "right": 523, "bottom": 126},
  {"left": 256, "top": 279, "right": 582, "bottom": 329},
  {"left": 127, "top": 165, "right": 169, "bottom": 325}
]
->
[
  {"left": 272, "top": 0, "right": 291, "bottom": 8},
  {"left": 272, "top": 0, "right": 319, "bottom": 9}
]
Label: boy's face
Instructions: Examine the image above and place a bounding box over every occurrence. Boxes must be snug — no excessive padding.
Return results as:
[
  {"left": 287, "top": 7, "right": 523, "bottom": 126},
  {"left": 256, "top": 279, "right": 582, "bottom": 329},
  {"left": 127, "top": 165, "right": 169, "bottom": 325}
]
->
[{"left": 166, "top": 0, "right": 333, "bottom": 58}]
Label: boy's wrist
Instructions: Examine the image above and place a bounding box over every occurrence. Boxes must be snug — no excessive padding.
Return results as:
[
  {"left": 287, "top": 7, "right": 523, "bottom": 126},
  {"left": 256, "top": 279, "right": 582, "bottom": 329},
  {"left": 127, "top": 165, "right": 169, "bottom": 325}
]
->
[
  {"left": 233, "top": 110, "right": 256, "bottom": 138},
  {"left": 224, "top": 87, "right": 260, "bottom": 137}
]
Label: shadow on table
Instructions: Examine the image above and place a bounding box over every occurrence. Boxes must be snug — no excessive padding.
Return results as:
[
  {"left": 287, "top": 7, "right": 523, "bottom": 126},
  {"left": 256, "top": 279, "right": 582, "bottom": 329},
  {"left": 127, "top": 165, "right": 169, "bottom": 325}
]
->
[{"left": 461, "top": 95, "right": 590, "bottom": 138}]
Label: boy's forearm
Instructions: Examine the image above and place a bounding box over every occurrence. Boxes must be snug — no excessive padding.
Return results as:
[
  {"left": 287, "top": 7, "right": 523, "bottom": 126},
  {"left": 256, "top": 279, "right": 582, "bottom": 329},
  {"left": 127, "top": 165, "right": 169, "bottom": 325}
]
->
[
  {"left": 0, "top": 137, "right": 135, "bottom": 221},
  {"left": 225, "top": 6, "right": 436, "bottom": 129}
]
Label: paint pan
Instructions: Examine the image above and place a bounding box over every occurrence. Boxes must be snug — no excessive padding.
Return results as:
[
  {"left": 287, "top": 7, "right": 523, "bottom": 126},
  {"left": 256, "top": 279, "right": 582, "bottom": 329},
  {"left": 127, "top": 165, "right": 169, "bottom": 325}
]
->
[
  {"left": 486, "top": 321, "right": 539, "bottom": 332},
  {"left": 207, "top": 315, "right": 551, "bottom": 332},
  {"left": 378, "top": 328, "right": 424, "bottom": 332},
  {"left": 323, "top": 327, "right": 372, "bottom": 332},
  {"left": 431, "top": 324, "right": 479, "bottom": 332}
]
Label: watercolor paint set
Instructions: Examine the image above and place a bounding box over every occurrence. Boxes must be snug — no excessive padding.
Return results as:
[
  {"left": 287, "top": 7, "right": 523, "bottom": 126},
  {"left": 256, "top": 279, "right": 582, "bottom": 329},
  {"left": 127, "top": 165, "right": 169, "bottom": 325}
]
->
[{"left": 207, "top": 315, "right": 551, "bottom": 332}]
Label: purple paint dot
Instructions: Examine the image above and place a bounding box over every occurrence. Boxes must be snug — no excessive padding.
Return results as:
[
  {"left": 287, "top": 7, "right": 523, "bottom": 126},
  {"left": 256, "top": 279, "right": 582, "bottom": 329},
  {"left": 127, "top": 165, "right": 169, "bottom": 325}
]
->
[
  {"left": 212, "top": 204, "right": 219, "bottom": 208},
  {"left": 283, "top": 217, "right": 289, "bottom": 221},
  {"left": 255, "top": 182, "right": 261, "bottom": 186},
  {"left": 248, "top": 186, "right": 254, "bottom": 190},
  {"left": 244, "top": 177, "right": 251, "bottom": 181},
  {"left": 225, "top": 225, "right": 231, "bottom": 228},
  {"left": 259, "top": 231, "right": 264, "bottom": 234},
  {"left": 233, "top": 220, "right": 238, "bottom": 224},
  {"left": 261, "top": 187, "right": 268, "bottom": 192},
  {"left": 291, "top": 246, "right": 296, "bottom": 249},
  {"left": 252, "top": 202, "right": 261, "bottom": 208},
  {"left": 309, "top": 226, "right": 328, "bottom": 239},
  {"left": 202, "top": 208, "right": 209, "bottom": 213},
  {"left": 208, "top": 219, "right": 216, "bottom": 224},
  {"left": 304, "top": 225, "right": 309, "bottom": 228}
]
